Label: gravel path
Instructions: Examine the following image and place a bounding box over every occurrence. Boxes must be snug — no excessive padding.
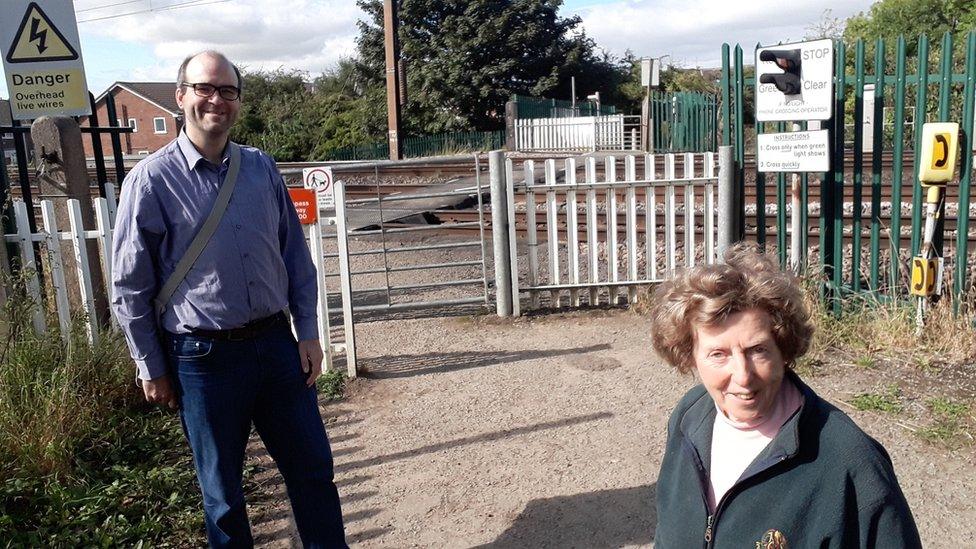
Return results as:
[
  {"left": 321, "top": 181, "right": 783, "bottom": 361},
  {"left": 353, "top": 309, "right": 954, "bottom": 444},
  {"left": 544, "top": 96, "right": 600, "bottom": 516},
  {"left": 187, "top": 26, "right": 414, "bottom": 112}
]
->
[{"left": 245, "top": 307, "right": 975, "bottom": 548}]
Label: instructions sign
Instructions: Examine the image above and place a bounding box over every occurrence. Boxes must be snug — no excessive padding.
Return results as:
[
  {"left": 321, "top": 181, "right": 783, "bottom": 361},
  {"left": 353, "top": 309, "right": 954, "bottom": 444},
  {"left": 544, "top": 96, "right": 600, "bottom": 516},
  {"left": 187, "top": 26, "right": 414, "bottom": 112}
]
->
[
  {"left": 755, "top": 38, "right": 833, "bottom": 122},
  {"left": 302, "top": 166, "right": 336, "bottom": 210},
  {"left": 757, "top": 129, "right": 830, "bottom": 173},
  {"left": 288, "top": 188, "right": 318, "bottom": 225},
  {"left": 0, "top": 1, "right": 91, "bottom": 120}
]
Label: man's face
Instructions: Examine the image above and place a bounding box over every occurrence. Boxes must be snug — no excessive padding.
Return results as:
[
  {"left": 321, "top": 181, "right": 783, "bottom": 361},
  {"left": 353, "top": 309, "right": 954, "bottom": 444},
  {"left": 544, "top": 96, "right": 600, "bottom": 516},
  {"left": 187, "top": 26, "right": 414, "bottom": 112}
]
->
[{"left": 176, "top": 54, "right": 241, "bottom": 138}]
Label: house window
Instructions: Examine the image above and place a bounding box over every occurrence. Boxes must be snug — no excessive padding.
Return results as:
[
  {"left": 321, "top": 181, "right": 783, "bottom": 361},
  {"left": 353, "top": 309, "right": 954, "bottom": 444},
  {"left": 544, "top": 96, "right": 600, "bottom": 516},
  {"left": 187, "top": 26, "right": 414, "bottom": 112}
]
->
[
  {"left": 128, "top": 118, "right": 138, "bottom": 132},
  {"left": 153, "top": 117, "right": 167, "bottom": 134}
]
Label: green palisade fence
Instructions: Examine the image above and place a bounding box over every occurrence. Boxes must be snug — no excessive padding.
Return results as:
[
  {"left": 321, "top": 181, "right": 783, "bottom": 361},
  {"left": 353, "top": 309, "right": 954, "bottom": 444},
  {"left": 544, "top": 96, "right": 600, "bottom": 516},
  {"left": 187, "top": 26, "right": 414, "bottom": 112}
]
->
[
  {"left": 650, "top": 91, "right": 719, "bottom": 153},
  {"left": 720, "top": 32, "right": 976, "bottom": 309},
  {"left": 511, "top": 94, "right": 617, "bottom": 118},
  {"left": 324, "top": 130, "right": 505, "bottom": 161}
]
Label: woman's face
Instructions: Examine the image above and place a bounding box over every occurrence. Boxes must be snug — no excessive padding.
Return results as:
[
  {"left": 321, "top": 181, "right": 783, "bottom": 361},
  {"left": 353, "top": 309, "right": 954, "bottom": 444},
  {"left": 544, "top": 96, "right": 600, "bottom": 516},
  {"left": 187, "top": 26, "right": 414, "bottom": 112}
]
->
[{"left": 692, "top": 308, "right": 786, "bottom": 426}]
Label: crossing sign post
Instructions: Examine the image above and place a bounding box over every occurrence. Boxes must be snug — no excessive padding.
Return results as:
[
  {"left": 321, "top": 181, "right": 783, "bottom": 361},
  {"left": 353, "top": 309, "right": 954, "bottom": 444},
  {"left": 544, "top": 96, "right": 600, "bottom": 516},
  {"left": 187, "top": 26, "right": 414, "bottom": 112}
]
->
[{"left": 0, "top": 0, "right": 91, "bottom": 120}]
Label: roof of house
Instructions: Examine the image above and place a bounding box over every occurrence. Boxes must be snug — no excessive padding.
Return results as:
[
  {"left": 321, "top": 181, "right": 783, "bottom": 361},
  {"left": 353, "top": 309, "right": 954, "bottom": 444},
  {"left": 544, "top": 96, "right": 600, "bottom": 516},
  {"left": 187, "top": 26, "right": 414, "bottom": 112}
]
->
[{"left": 95, "top": 82, "right": 180, "bottom": 115}]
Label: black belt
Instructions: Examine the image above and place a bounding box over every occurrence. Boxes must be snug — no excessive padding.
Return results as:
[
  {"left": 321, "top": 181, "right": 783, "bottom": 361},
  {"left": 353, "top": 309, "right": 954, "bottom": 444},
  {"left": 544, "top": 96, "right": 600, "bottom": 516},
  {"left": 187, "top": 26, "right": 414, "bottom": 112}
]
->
[{"left": 189, "top": 311, "right": 288, "bottom": 341}]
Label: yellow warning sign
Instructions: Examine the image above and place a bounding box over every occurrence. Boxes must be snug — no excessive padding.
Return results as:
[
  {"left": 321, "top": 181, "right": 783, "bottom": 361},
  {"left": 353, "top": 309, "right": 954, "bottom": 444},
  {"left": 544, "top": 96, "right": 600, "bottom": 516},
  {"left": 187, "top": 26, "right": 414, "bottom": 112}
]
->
[
  {"left": 918, "top": 122, "right": 959, "bottom": 184},
  {"left": 6, "top": 2, "right": 79, "bottom": 63},
  {"left": 1, "top": 0, "right": 90, "bottom": 120},
  {"left": 6, "top": 68, "right": 88, "bottom": 116}
]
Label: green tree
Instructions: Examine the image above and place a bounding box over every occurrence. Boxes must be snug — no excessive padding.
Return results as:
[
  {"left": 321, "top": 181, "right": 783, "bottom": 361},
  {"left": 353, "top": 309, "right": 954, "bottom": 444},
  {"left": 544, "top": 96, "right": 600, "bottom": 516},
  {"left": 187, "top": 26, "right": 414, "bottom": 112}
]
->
[
  {"left": 231, "top": 61, "right": 382, "bottom": 161},
  {"left": 355, "top": 0, "right": 633, "bottom": 133},
  {"left": 844, "top": 0, "right": 976, "bottom": 56}
]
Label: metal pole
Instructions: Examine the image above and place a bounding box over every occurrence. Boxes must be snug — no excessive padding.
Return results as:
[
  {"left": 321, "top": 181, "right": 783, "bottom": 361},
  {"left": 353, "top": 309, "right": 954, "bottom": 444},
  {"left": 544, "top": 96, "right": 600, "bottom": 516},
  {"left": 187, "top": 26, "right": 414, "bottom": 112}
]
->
[
  {"left": 333, "top": 181, "right": 358, "bottom": 377},
  {"left": 717, "top": 145, "right": 735, "bottom": 260},
  {"left": 489, "top": 150, "right": 513, "bottom": 316},
  {"left": 475, "top": 154, "right": 490, "bottom": 305},
  {"left": 571, "top": 76, "right": 576, "bottom": 111},
  {"left": 789, "top": 122, "right": 802, "bottom": 273}
]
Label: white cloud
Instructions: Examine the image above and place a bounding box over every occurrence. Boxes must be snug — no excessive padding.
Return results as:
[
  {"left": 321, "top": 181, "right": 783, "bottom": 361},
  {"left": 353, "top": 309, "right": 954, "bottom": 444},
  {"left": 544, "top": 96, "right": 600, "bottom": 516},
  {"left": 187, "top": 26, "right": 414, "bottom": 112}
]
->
[
  {"left": 80, "top": 0, "right": 362, "bottom": 78},
  {"left": 67, "top": 0, "right": 874, "bottom": 87},
  {"left": 570, "top": 0, "right": 873, "bottom": 67}
]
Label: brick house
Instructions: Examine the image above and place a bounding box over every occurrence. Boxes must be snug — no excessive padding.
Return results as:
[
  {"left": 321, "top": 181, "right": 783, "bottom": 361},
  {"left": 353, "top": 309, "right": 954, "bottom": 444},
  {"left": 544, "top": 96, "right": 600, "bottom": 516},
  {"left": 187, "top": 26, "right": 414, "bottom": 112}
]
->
[{"left": 81, "top": 82, "right": 182, "bottom": 158}]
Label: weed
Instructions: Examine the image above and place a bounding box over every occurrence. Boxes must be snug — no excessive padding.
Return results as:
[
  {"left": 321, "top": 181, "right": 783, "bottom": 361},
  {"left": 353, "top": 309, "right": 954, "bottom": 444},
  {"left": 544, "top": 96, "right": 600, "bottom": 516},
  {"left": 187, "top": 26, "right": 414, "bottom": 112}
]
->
[
  {"left": 850, "top": 385, "right": 904, "bottom": 414},
  {"left": 915, "top": 397, "right": 974, "bottom": 449},
  {"left": 317, "top": 369, "right": 346, "bottom": 401},
  {"left": 794, "top": 356, "right": 825, "bottom": 377},
  {"left": 916, "top": 420, "right": 966, "bottom": 447},
  {"left": 926, "top": 397, "right": 970, "bottom": 419},
  {"left": 853, "top": 356, "right": 876, "bottom": 369}
]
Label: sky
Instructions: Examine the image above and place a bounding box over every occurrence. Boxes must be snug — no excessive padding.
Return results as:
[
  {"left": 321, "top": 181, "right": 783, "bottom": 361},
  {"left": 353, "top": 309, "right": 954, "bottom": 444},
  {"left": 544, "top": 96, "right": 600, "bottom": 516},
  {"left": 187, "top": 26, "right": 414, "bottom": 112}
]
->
[{"left": 0, "top": 0, "right": 877, "bottom": 100}]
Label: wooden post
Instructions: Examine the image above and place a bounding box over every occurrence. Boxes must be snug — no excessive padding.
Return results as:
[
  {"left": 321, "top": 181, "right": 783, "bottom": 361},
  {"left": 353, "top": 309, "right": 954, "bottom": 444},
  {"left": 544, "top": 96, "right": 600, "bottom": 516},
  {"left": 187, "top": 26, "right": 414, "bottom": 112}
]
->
[
  {"left": 31, "top": 116, "right": 110, "bottom": 326},
  {"left": 383, "top": 0, "right": 404, "bottom": 160}
]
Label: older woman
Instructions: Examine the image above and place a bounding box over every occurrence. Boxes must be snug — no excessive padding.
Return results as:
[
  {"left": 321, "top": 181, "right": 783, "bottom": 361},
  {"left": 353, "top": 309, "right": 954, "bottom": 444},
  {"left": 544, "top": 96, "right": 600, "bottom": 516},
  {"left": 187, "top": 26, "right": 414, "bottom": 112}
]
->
[{"left": 649, "top": 245, "right": 920, "bottom": 549}]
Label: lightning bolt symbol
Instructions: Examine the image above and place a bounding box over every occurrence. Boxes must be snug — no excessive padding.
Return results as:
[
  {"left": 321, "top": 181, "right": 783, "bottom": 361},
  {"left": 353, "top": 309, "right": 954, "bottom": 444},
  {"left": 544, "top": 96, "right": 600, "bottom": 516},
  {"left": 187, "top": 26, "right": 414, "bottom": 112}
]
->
[{"left": 29, "top": 18, "right": 48, "bottom": 54}]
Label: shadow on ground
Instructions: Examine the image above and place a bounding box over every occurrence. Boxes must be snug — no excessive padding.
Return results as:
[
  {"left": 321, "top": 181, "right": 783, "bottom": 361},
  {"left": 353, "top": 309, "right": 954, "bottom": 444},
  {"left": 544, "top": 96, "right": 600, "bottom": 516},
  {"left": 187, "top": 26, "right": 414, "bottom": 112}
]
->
[
  {"left": 475, "top": 484, "right": 657, "bottom": 549},
  {"left": 335, "top": 411, "right": 614, "bottom": 474},
  {"left": 361, "top": 344, "right": 612, "bottom": 379}
]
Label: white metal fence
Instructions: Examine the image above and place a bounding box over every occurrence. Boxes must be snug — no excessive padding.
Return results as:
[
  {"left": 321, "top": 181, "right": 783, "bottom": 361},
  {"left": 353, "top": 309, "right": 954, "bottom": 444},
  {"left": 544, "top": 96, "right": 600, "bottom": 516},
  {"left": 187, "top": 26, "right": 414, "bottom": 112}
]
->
[
  {"left": 2, "top": 187, "right": 119, "bottom": 344},
  {"left": 501, "top": 152, "right": 717, "bottom": 315},
  {"left": 0, "top": 188, "right": 354, "bottom": 375},
  {"left": 515, "top": 115, "right": 642, "bottom": 152}
]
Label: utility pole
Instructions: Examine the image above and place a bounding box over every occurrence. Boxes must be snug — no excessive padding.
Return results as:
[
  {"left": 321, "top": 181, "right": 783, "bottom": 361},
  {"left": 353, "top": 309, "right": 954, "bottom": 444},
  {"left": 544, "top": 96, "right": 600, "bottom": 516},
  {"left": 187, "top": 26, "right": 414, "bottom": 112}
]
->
[{"left": 383, "top": 0, "right": 403, "bottom": 160}]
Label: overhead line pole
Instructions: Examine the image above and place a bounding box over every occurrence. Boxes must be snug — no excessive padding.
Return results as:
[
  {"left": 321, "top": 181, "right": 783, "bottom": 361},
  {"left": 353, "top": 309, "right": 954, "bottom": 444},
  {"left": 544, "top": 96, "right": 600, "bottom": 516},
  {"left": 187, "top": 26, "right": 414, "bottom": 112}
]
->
[{"left": 383, "top": 0, "right": 404, "bottom": 161}]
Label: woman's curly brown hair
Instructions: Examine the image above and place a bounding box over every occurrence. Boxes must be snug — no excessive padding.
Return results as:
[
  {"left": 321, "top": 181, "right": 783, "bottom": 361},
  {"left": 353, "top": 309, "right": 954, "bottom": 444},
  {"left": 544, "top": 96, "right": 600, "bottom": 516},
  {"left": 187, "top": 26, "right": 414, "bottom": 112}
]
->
[{"left": 648, "top": 244, "right": 814, "bottom": 374}]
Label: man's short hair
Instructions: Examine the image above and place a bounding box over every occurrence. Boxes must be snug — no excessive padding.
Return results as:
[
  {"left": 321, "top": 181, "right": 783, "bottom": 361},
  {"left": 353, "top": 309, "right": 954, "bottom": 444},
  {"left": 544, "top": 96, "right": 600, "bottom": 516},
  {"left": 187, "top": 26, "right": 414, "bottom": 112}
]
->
[{"left": 176, "top": 51, "right": 243, "bottom": 92}]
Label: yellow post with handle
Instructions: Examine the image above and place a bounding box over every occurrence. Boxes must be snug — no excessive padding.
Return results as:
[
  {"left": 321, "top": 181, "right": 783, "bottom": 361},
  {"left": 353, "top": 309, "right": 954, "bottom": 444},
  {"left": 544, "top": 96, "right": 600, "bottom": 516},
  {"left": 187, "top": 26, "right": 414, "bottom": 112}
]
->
[{"left": 913, "top": 122, "right": 959, "bottom": 328}]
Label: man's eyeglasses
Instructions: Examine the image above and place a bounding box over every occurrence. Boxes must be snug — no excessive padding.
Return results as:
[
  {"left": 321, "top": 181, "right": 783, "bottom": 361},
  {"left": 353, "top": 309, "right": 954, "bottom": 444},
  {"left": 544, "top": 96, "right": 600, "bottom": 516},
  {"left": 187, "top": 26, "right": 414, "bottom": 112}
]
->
[{"left": 179, "top": 82, "right": 241, "bottom": 101}]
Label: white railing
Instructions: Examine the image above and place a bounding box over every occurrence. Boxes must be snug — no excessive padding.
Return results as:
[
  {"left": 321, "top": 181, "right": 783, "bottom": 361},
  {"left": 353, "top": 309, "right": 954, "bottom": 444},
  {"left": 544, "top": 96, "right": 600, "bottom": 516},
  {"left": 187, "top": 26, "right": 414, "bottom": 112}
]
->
[
  {"left": 504, "top": 152, "right": 717, "bottom": 314},
  {"left": 515, "top": 115, "right": 643, "bottom": 152},
  {"left": 2, "top": 185, "right": 119, "bottom": 344},
  {"left": 1, "top": 187, "right": 349, "bottom": 376}
]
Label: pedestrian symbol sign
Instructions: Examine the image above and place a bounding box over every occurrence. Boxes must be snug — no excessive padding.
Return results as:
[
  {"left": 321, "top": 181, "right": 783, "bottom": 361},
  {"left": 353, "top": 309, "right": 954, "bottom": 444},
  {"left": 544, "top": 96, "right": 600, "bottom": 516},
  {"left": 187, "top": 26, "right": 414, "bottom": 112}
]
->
[
  {"left": 303, "top": 167, "right": 336, "bottom": 210},
  {"left": 6, "top": 3, "right": 79, "bottom": 63}
]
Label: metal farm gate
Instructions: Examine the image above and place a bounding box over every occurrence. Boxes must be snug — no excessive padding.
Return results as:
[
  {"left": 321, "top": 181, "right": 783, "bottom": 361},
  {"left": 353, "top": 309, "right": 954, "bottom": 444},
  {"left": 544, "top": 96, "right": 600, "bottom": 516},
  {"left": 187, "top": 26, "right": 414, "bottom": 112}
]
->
[
  {"left": 720, "top": 32, "right": 976, "bottom": 308},
  {"left": 316, "top": 159, "right": 494, "bottom": 375}
]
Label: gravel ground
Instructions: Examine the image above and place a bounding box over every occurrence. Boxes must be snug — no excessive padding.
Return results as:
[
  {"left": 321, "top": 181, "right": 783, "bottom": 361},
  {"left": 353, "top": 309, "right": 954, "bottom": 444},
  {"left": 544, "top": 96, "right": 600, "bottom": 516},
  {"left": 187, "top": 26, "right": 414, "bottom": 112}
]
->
[
  {"left": 230, "top": 219, "right": 976, "bottom": 548},
  {"left": 243, "top": 305, "right": 975, "bottom": 548}
]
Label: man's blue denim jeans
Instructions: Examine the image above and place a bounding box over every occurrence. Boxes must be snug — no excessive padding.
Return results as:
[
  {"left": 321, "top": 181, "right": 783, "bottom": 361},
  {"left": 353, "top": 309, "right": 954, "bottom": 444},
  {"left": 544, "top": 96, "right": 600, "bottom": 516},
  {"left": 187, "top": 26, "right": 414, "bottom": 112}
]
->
[{"left": 167, "top": 322, "right": 347, "bottom": 548}]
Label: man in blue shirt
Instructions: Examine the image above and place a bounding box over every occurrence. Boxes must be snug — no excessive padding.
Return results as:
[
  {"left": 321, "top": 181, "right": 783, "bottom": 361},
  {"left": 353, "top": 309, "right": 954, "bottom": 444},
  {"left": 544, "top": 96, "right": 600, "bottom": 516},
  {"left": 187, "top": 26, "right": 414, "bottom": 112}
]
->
[{"left": 111, "top": 51, "right": 346, "bottom": 548}]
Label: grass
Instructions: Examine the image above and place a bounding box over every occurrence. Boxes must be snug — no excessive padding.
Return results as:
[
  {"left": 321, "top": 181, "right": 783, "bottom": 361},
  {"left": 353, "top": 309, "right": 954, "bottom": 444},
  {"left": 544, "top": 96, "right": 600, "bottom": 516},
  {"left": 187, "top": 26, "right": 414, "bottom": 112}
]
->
[
  {"left": 917, "top": 397, "right": 974, "bottom": 449},
  {"left": 0, "top": 279, "right": 207, "bottom": 545},
  {"left": 850, "top": 385, "right": 904, "bottom": 414},
  {"left": 0, "top": 273, "right": 348, "bottom": 544}
]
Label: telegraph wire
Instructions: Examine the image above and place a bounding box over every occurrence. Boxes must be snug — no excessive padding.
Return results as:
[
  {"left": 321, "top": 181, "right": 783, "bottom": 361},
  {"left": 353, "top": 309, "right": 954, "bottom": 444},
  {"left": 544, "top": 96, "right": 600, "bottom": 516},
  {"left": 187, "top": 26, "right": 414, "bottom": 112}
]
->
[
  {"left": 77, "top": 0, "right": 232, "bottom": 23},
  {"left": 76, "top": 0, "right": 146, "bottom": 14}
]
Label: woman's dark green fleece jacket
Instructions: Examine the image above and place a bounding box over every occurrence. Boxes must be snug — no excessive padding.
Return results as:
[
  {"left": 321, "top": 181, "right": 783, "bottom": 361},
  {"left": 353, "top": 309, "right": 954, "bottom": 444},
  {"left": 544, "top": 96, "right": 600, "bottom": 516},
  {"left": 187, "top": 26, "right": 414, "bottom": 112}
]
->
[{"left": 654, "top": 372, "right": 922, "bottom": 549}]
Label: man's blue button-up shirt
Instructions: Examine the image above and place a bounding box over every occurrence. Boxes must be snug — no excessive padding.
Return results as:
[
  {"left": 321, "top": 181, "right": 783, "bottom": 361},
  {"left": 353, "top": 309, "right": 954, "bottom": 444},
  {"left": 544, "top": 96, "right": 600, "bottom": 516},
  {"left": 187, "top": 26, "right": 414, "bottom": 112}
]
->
[{"left": 111, "top": 131, "right": 319, "bottom": 380}]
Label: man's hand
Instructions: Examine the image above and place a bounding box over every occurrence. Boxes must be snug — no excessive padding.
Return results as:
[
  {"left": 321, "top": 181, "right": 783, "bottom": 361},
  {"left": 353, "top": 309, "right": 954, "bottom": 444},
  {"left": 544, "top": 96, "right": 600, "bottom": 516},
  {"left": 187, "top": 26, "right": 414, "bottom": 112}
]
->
[
  {"left": 142, "top": 374, "right": 179, "bottom": 409},
  {"left": 298, "top": 339, "right": 324, "bottom": 387}
]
